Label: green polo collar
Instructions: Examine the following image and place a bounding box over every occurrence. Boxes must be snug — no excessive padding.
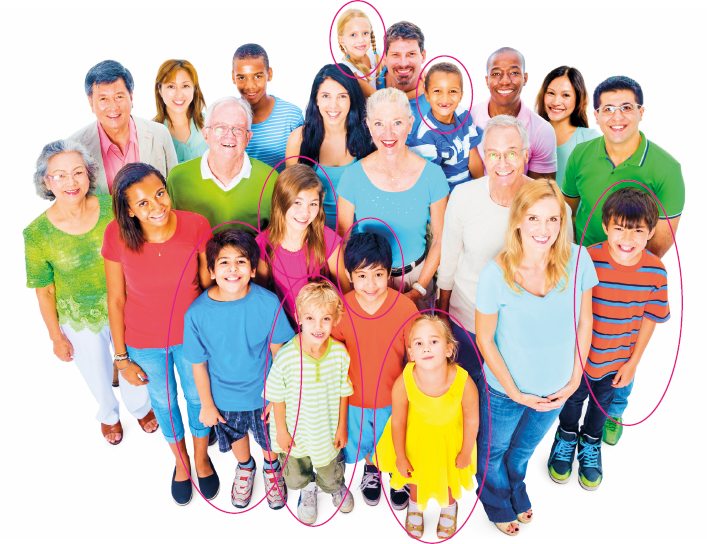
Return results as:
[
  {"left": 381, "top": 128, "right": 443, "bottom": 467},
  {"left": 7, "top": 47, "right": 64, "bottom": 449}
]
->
[{"left": 597, "top": 131, "right": 649, "bottom": 168}]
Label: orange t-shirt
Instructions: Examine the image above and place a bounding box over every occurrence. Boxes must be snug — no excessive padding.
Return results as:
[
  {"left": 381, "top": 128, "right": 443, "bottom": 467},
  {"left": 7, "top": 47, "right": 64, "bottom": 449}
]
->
[{"left": 332, "top": 288, "right": 418, "bottom": 409}]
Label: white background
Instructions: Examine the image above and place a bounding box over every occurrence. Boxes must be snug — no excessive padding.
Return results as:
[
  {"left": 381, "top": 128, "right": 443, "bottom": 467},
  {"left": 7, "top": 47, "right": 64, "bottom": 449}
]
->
[{"left": 1, "top": 0, "right": 703, "bottom": 542}]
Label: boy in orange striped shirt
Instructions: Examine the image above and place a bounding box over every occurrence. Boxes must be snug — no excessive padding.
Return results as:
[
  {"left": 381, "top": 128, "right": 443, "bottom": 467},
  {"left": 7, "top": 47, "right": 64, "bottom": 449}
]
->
[{"left": 548, "top": 187, "right": 670, "bottom": 490}]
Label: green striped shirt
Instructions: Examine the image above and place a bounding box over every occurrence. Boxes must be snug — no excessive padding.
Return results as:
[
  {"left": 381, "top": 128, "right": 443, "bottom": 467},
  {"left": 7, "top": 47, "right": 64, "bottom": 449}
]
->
[{"left": 264, "top": 336, "right": 353, "bottom": 467}]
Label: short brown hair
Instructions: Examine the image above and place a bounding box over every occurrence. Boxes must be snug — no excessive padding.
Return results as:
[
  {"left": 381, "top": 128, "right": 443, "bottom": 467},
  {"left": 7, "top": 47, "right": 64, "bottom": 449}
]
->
[
  {"left": 424, "top": 62, "right": 463, "bottom": 93},
  {"left": 602, "top": 187, "right": 659, "bottom": 231}
]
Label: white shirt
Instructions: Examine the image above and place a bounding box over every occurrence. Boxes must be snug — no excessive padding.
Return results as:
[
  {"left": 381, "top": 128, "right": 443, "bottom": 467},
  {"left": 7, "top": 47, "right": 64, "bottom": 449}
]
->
[{"left": 200, "top": 149, "right": 253, "bottom": 191}]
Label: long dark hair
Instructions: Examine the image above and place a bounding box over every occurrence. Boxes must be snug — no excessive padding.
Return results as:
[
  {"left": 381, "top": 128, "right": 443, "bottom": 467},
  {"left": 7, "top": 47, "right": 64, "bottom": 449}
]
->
[
  {"left": 112, "top": 162, "right": 167, "bottom": 253},
  {"left": 299, "top": 64, "right": 375, "bottom": 165},
  {"left": 535, "top": 66, "right": 590, "bottom": 128}
]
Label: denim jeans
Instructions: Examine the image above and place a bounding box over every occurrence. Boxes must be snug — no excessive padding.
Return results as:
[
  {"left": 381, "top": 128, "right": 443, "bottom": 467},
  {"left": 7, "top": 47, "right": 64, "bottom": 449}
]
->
[
  {"left": 608, "top": 377, "right": 635, "bottom": 418},
  {"left": 558, "top": 374, "right": 615, "bottom": 438},
  {"left": 126, "top": 344, "right": 209, "bottom": 443},
  {"left": 451, "top": 321, "right": 483, "bottom": 386},
  {"left": 475, "top": 383, "right": 560, "bottom": 523}
]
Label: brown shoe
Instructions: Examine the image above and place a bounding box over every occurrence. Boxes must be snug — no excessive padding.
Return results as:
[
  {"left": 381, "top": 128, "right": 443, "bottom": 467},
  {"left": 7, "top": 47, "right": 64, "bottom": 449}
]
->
[
  {"left": 101, "top": 421, "right": 123, "bottom": 445},
  {"left": 138, "top": 409, "right": 159, "bottom": 434},
  {"left": 112, "top": 361, "right": 119, "bottom": 387}
]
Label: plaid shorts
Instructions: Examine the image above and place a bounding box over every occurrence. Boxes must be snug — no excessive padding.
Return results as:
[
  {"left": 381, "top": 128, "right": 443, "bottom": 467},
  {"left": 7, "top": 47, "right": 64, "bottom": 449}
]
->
[{"left": 214, "top": 407, "right": 271, "bottom": 453}]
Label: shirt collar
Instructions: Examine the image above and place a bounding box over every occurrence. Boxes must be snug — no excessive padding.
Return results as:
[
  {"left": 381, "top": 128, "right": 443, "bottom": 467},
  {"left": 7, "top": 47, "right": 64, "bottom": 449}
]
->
[
  {"left": 596, "top": 131, "right": 648, "bottom": 167},
  {"left": 97, "top": 117, "right": 138, "bottom": 155},
  {"left": 200, "top": 149, "right": 252, "bottom": 190},
  {"left": 477, "top": 97, "right": 529, "bottom": 125}
]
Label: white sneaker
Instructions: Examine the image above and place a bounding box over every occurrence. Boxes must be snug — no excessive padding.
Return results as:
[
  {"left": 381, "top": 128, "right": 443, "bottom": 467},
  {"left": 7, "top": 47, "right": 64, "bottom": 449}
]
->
[
  {"left": 332, "top": 486, "right": 354, "bottom": 513},
  {"left": 263, "top": 466, "right": 288, "bottom": 510},
  {"left": 231, "top": 462, "right": 256, "bottom": 508},
  {"left": 297, "top": 484, "right": 318, "bottom": 524}
]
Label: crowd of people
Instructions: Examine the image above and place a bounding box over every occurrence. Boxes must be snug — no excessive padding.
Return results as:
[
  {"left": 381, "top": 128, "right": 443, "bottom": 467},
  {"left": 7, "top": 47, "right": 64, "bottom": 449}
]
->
[{"left": 23, "top": 10, "right": 684, "bottom": 540}]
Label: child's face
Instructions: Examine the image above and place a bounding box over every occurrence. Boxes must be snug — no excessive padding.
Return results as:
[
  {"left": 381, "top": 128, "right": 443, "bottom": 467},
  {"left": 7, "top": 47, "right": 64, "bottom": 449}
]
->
[
  {"left": 346, "top": 263, "right": 389, "bottom": 305},
  {"left": 299, "top": 304, "right": 339, "bottom": 346},
  {"left": 285, "top": 188, "right": 320, "bottom": 233},
  {"left": 518, "top": 197, "right": 562, "bottom": 256},
  {"left": 125, "top": 174, "right": 171, "bottom": 227},
  {"left": 210, "top": 246, "right": 255, "bottom": 296},
  {"left": 407, "top": 321, "right": 453, "bottom": 371},
  {"left": 603, "top": 218, "right": 654, "bottom": 266},
  {"left": 232, "top": 57, "right": 272, "bottom": 106},
  {"left": 338, "top": 17, "right": 372, "bottom": 60},
  {"left": 425, "top": 71, "right": 463, "bottom": 123}
]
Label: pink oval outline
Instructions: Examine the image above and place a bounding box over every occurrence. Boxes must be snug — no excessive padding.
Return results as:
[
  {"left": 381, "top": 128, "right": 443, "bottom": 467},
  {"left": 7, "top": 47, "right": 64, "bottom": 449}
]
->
[{"left": 328, "top": 1, "right": 387, "bottom": 81}]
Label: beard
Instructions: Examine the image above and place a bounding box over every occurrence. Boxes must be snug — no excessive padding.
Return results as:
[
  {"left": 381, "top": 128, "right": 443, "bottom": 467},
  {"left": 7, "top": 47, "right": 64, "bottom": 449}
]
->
[{"left": 391, "top": 66, "right": 417, "bottom": 86}]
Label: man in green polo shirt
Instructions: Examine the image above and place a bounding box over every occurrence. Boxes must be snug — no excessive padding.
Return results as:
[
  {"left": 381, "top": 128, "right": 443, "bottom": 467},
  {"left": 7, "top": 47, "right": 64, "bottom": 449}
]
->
[
  {"left": 562, "top": 76, "right": 684, "bottom": 257},
  {"left": 167, "top": 96, "right": 277, "bottom": 235}
]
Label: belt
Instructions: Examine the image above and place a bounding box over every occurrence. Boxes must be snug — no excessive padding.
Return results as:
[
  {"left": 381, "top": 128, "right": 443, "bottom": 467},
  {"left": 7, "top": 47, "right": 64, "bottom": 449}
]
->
[{"left": 390, "top": 254, "right": 425, "bottom": 278}]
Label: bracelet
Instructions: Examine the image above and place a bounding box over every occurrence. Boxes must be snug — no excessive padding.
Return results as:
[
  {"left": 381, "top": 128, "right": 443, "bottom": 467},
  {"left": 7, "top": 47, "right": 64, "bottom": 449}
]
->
[
  {"left": 114, "top": 354, "right": 129, "bottom": 363},
  {"left": 116, "top": 359, "right": 132, "bottom": 372},
  {"left": 412, "top": 282, "right": 427, "bottom": 297},
  {"left": 114, "top": 351, "right": 128, "bottom": 358}
]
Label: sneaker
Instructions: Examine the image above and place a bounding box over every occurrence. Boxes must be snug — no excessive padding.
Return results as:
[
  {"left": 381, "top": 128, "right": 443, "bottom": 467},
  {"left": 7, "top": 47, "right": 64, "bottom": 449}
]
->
[
  {"left": 547, "top": 427, "right": 578, "bottom": 484},
  {"left": 602, "top": 417, "right": 624, "bottom": 445},
  {"left": 231, "top": 460, "right": 256, "bottom": 508},
  {"left": 297, "top": 484, "right": 319, "bottom": 524},
  {"left": 390, "top": 483, "right": 410, "bottom": 511},
  {"left": 263, "top": 466, "right": 288, "bottom": 510},
  {"left": 577, "top": 434, "right": 603, "bottom": 490},
  {"left": 359, "top": 464, "right": 381, "bottom": 506},
  {"left": 332, "top": 486, "right": 355, "bottom": 513}
]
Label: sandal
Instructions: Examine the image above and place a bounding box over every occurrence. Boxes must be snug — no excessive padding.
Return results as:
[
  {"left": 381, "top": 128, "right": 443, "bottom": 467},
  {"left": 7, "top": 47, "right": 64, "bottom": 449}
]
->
[
  {"left": 101, "top": 421, "right": 123, "bottom": 445},
  {"left": 517, "top": 509, "right": 533, "bottom": 524},
  {"left": 112, "top": 361, "right": 119, "bottom": 387},
  {"left": 436, "top": 502, "right": 458, "bottom": 539},
  {"left": 405, "top": 507, "right": 424, "bottom": 539},
  {"left": 138, "top": 409, "right": 159, "bottom": 434},
  {"left": 495, "top": 521, "right": 520, "bottom": 536}
]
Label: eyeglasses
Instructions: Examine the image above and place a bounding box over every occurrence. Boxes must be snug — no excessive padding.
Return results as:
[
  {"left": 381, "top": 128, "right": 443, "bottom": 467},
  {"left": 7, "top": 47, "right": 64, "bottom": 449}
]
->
[
  {"left": 206, "top": 125, "right": 249, "bottom": 138},
  {"left": 596, "top": 103, "right": 643, "bottom": 115},
  {"left": 44, "top": 170, "right": 88, "bottom": 182},
  {"left": 485, "top": 151, "right": 522, "bottom": 163}
]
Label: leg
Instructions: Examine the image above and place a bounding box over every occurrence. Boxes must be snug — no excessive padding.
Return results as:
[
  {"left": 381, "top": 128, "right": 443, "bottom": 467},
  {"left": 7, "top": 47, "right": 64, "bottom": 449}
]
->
[
  {"left": 168, "top": 438, "right": 192, "bottom": 481},
  {"left": 314, "top": 451, "right": 346, "bottom": 494},
  {"left": 580, "top": 375, "right": 616, "bottom": 439},
  {"left": 608, "top": 377, "right": 635, "bottom": 418},
  {"left": 406, "top": 484, "right": 424, "bottom": 538},
  {"left": 436, "top": 488, "right": 459, "bottom": 539},
  {"left": 279, "top": 453, "right": 315, "bottom": 491},
  {"left": 558, "top": 375, "right": 590, "bottom": 435},
  {"left": 231, "top": 434, "right": 252, "bottom": 464},
  {"left": 450, "top": 322, "right": 483, "bottom": 385}
]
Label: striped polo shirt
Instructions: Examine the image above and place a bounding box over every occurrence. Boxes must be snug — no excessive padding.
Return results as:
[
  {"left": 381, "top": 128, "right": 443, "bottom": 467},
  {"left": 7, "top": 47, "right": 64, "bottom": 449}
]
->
[
  {"left": 246, "top": 96, "right": 303, "bottom": 173},
  {"left": 264, "top": 336, "right": 353, "bottom": 467},
  {"left": 586, "top": 242, "right": 670, "bottom": 380}
]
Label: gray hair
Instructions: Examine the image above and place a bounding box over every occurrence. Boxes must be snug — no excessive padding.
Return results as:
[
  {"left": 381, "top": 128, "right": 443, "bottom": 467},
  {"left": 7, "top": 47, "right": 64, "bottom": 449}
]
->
[
  {"left": 486, "top": 47, "right": 526, "bottom": 75},
  {"left": 481, "top": 115, "right": 530, "bottom": 151},
  {"left": 33, "top": 140, "right": 99, "bottom": 201},
  {"left": 204, "top": 96, "right": 253, "bottom": 130},
  {"left": 85, "top": 60, "right": 134, "bottom": 97},
  {"left": 366, "top": 88, "right": 413, "bottom": 122}
]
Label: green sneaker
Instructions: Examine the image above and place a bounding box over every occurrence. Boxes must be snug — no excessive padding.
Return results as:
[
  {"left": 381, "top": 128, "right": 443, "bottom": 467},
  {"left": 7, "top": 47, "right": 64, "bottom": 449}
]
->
[{"left": 602, "top": 417, "right": 623, "bottom": 445}]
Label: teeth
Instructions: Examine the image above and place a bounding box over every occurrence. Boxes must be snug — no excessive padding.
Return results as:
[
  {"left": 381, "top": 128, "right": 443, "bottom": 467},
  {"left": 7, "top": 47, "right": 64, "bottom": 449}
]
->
[
  {"left": 222, "top": 143, "right": 235, "bottom": 147},
  {"left": 497, "top": 90, "right": 513, "bottom": 94},
  {"left": 611, "top": 125, "right": 625, "bottom": 130},
  {"left": 534, "top": 236, "right": 549, "bottom": 242}
]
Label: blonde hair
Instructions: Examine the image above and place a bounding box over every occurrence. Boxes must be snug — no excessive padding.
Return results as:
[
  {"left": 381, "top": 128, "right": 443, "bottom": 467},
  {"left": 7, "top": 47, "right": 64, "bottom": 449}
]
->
[
  {"left": 408, "top": 314, "right": 459, "bottom": 365},
  {"left": 295, "top": 282, "right": 344, "bottom": 323},
  {"left": 337, "top": 8, "right": 381, "bottom": 81},
  {"left": 499, "top": 178, "right": 572, "bottom": 294}
]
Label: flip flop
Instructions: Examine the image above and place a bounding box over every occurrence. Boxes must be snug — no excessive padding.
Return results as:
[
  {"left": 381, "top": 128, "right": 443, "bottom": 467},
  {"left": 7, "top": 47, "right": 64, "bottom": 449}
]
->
[
  {"left": 101, "top": 421, "right": 123, "bottom": 445},
  {"left": 138, "top": 409, "right": 159, "bottom": 434}
]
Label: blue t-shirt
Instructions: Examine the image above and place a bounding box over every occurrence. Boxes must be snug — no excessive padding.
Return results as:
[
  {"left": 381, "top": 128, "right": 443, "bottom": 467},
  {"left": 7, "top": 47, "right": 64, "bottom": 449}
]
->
[
  {"left": 246, "top": 96, "right": 304, "bottom": 173},
  {"left": 376, "top": 67, "right": 431, "bottom": 129},
  {"left": 475, "top": 244, "right": 599, "bottom": 397},
  {"left": 408, "top": 109, "right": 483, "bottom": 189},
  {"left": 337, "top": 161, "right": 449, "bottom": 268},
  {"left": 315, "top": 160, "right": 356, "bottom": 231},
  {"left": 183, "top": 284, "right": 295, "bottom": 411}
]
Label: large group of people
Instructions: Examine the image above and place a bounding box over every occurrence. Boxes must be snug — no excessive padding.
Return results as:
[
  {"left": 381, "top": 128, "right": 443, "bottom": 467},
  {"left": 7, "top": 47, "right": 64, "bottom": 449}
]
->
[{"left": 24, "top": 10, "right": 684, "bottom": 540}]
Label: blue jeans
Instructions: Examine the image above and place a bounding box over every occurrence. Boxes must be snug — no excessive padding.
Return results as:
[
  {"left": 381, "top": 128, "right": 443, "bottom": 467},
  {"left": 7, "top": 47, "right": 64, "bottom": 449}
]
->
[
  {"left": 558, "top": 374, "right": 615, "bottom": 438},
  {"left": 475, "top": 384, "right": 559, "bottom": 523},
  {"left": 126, "top": 344, "right": 209, "bottom": 444},
  {"left": 608, "top": 377, "right": 635, "bottom": 418},
  {"left": 451, "top": 321, "right": 483, "bottom": 386}
]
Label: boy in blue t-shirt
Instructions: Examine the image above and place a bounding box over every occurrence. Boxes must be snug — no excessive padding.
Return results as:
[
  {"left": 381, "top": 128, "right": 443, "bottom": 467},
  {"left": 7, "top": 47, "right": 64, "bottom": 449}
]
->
[
  {"left": 408, "top": 62, "right": 484, "bottom": 192},
  {"left": 185, "top": 228, "right": 294, "bottom": 510}
]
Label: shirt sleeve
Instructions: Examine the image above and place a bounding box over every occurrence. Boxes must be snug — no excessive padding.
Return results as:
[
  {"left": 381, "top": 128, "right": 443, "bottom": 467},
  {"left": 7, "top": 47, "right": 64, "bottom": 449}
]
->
[
  {"left": 335, "top": 166, "right": 357, "bottom": 206},
  {"left": 562, "top": 147, "right": 580, "bottom": 198},
  {"left": 23, "top": 227, "right": 53, "bottom": 289},
  {"left": 437, "top": 190, "right": 463, "bottom": 290},
  {"left": 339, "top": 348, "right": 354, "bottom": 397},
  {"left": 100, "top": 221, "right": 122, "bottom": 262},
  {"left": 264, "top": 349, "right": 287, "bottom": 403},
  {"left": 644, "top": 261, "right": 671, "bottom": 323},
  {"left": 578, "top": 246, "right": 599, "bottom": 292},
  {"left": 655, "top": 162, "right": 685, "bottom": 219},
  {"left": 270, "top": 302, "right": 295, "bottom": 345},
  {"left": 527, "top": 121, "right": 558, "bottom": 174},
  {"left": 427, "top": 163, "right": 451, "bottom": 203},
  {"left": 194, "top": 213, "right": 213, "bottom": 253},
  {"left": 183, "top": 307, "right": 209, "bottom": 365},
  {"left": 290, "top": 107, "right": 304, "bottom": 131},
  {"left": 475, "top": 264, "right": 502, "bottom": 315}
]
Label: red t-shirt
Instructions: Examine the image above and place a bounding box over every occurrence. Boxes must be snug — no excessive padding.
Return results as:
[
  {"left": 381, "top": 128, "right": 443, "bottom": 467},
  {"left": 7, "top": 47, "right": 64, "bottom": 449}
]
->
[
  {"left": 102, "top": 210, "right": 212, "bottom": 349},
  {"left": 332, "top": 288, "right": 418, "bottom": 409}
]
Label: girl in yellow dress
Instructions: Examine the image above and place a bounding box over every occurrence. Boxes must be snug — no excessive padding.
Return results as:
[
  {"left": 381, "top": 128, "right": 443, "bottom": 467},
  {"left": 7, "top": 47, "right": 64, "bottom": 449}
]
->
[{"left": 375, "top": 314, "right": 479, "bottom": 539}]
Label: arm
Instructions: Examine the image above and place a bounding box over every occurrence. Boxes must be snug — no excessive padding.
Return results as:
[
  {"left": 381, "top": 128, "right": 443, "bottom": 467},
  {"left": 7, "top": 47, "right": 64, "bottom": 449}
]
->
[
  {"left": 647, "top": 216, "right": 680, "bottom": 258},
  {"left": 455, "top": 378, "right": 479, "bottom": 469},
  {"left": 468, "top": 147, "right": 484, "bottom": 180},
  {"left": 254, "top": 258, "right": 270, "bottom": 288},
  {"left": 437, "top": 289, "right": 453, "bottom": 329},
  {"left": 197, "top": 252, "right": 213, "bottom": 291},
  {"left": 357, "top": 79, "right": 377, "bottom": 99},
  {"left": 336, "top": 197, "right": 356, "bottom": 245},
  {"left": 285, "top": 127, "right": 303, "bottom": 167},
  {"left": 528, "top": 170, "right": 556, "bottom": 180},
  {"left": 563, "top": 195, "right": 580, "bottom": 243},
  {"left": 35, "top": 284, "right": 74, "bottom": 362},
  {"left": 272, "top": 401, "right": 294, "bottom": 451},
  {"left": 333, "top": 396, "right": 349, "bottom": 449},
  {"left": 613, "top": 318, "right": 657, "bottom": 388},
  {"left": 327, "top": 243, "right": 351, "bottom": 295},
  {"left": 192, "top": 362, "right": 226, "bottom": 426},
  {"left": 390, "top": 374, "right": 413, "bottom": 477}
]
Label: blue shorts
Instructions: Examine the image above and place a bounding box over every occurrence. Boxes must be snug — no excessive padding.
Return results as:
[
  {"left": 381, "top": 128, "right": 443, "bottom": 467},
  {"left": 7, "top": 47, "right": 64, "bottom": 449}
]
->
[
  {"left": 343, "top": 405, "right": 393, "bottom": 464},
  {"left": 215, "top": 407, "right": 270, "bottom": 453}
]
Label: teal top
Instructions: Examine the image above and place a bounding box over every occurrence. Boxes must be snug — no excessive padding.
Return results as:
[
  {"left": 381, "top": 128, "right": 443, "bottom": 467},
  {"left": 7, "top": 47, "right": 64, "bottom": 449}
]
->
[
  {"left": 23, "top": 195, "right": 113, "bottom": 334},
  {"left": 556, "top": 126, "right": 600, "bottom": 183},
  {"left": 315, "top": 159, "right": 356, "bottom": 230},
  {"left": 164, "top": 118, "right": 208, "bottom": 163}
]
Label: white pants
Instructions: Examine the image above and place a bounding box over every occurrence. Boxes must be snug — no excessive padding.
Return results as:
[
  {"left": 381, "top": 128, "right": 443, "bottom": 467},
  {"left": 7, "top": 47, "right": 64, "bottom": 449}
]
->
[
  {"left": 388, "top": 258, "right": 437, "bottom": 313},
  {"left": 61, "top": 325, "right": 151, "bottom": 425}
]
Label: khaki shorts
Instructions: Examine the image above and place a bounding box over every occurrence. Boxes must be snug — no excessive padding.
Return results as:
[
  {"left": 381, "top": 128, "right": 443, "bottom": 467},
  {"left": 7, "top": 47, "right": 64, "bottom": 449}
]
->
[{"left": 278, "top": 451, "right": 345, "bottom": 493}]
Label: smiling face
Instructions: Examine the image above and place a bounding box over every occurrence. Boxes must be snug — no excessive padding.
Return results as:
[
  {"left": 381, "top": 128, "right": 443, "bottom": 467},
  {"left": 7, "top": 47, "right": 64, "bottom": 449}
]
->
[
  {"left": 89, "top": 78, "right": 133, "bottom": 133},
  {"left": 210, "top": 246, "right": 255, "bottom": 300},
  {"left": 367, "top": 101, "right": 413, "bottom": 155},
  {"left": 285, "top": 188, "right": 321, "bottom": 233},
  {"left": 203, "top": 102, "right": 251, "bottom": 161},
  {"left": 299, "top": 303, "right": 338, "bottom": 348},
  {"left": 232, "top": 57, "right": 272, "bottom": 107},
  {"left": 346, "top": 263, "right": 390, "bottom": 307},
  {"left": 339, "top": 17, "right": 372, "bottom": 60},
  {"left": 484, "top": 126, "right": 529, "bottom": 187},
  {"left": 385, "top": 39, "right": 426, "bottom": 90},
  {"left": 485, "top": 51, "right": 527, "bottom": 109},
  {"left": 518, "top": 196, "right": 562, "bottom": 255},
  {"left": 159, "top": 69, "right": 195, "bottom": 118},
  {"left": 316, "top": 78, "right": 350, "bottom": 127},
  {"left": 603, "top": 218, "right": 654, "bottom": 266},
  {"left": 407, "top": 321, "right": 453, "bottom": 371},
  {"left": 125, "top": 174, "right": 171, "bottom": 227},
  {"left": 544, "top": 75, "right": 576, "bottom": 123},
  {"left": 425, "top": 70, "right": 463, "bottom": 124},
  {"left": 44, "top": 151, "right": 90, "bottom": 204},
  {"left": 594, "top": 89, "right": 644, "bottom": 147}
]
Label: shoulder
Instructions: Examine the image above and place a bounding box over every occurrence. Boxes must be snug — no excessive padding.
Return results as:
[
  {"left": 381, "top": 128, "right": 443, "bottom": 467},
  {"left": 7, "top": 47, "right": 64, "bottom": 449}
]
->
[
  {"left": 134, "top": 117, "right": 170, "bottom": 138},
  {"left": 186, "top": 289, "right": 211, "bottom": 315},
  {"left": 169, "top": 156, "right": 201, "bottom": 179},
  {"left": 329, "top": 338, "right": 348, "bottom": 353},
  {"left": 528, "top": 111, "right": 555, "bottom": 138},
  {"left": 273, "top": 97, "right": 303, "bottom": 117},
  {"left": 23, "top": 212, "right": 50, "bottom": 240},
  {"left": 576, "top": 127, "right": 601, "bottom": 143},
  {"left": 479, "top": 259, "right": 502, "bottom": 282},
  {"left": 249, "top": 283, "right": 283, "bottom": 306},
  {"left": 452, "top": 176, "right": 485, "bottom": 201},
  {"left": 274, "top": 338, "right": 299, "bottom": 362},
  {"left": 644, "top": 137, "right": 681, "bottom": 168},
  {"left": 421, "top": 160, "right": 448, "bottom": 181},
  {"left": 249, "top": 157, "right": 278, "bottom": 178},
  {"left": 642, "top": 250, "right": 668, "bottom": 273},
  {"left": 175, "top": 210, "right": 210, "bottom": 231},
  {"left": 68, "top": 122, "right": 96, "bottom": 143}
]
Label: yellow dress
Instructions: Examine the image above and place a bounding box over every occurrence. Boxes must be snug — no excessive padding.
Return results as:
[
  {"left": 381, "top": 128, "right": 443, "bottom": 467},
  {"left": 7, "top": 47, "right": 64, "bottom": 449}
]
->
[{"left": 375, "top": 363, "right": 476, "bottom": 510}]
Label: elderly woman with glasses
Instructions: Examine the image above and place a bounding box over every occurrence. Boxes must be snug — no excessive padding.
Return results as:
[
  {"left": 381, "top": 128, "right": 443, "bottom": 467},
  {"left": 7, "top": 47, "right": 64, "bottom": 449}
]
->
[{"left": 23, "top": 140, "right": 157, "bottom": 445}]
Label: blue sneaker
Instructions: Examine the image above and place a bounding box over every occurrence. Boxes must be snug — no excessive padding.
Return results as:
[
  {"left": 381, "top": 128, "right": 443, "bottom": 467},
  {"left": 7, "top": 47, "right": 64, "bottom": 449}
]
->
[
  {"left": 547, "top": 427, "right": 578, "bottom": 484},
  {"left": 577, "top": 434, "right": 603, "bottom": 490}
]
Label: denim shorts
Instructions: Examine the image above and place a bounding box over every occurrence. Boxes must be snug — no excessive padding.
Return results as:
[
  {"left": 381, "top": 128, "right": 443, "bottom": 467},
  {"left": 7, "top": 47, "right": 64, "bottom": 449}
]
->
[
  {"left": 343, "top": 405, "right": 393, "bottom": 464},
  {"left": 215, "top": 407, "right": 270, "bottom": 453}
]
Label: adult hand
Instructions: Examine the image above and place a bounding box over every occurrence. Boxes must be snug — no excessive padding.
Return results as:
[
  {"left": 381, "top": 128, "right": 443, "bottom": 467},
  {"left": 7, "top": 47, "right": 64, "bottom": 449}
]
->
[
  {"left": 545, "top": 380, "right": 582, "bottom": 408},
  {"left": 52, "top": 335, "right": 74, "bottom": 362},
  {"left": 334, "top": 424, "right": 348, "bottom": 449},
  {"left": 455, "top": 447, "right": 473, "bottom": 470},
  {"left": 612, "top": 362, "right": 638, "bottom": 388},
  {"left": 200, "top": 405, "right": 226, "bottom": 427},
  {"left": 514, "top": 392, "right": 555, "bottom": 412},
  {"left": 403, "top": 289, "right": 422, "bottom": 303},
  {"left": 277, "top": 431, "right": 295, "bottom": 453},
  {"left": 119, "top": 360, "right": 149, "bottom": 386},
  {"left": 396, "top": 456, "right": 414, "bottom": 479}
]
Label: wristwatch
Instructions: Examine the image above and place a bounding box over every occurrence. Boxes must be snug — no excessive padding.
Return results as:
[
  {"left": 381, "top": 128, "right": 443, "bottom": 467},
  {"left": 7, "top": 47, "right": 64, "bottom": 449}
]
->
[{"left": 412, "top": 282, "right": 427, "bottom": 297}]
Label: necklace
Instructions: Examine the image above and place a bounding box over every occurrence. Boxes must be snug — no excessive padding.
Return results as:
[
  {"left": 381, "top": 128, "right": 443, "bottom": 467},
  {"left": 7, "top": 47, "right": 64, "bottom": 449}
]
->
[{"left": 376, "top": 150, "right": 409, "bottom": 181}]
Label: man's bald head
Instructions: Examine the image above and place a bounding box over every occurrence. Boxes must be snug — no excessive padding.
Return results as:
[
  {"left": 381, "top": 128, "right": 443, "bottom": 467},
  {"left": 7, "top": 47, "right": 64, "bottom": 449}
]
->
[{"left": 487, "top": 47, "right": 526, "bottom": 75}]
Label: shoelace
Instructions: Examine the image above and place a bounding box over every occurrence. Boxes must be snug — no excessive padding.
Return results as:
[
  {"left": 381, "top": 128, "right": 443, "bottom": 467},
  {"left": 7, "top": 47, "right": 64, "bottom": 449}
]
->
[
  {"left": 553, "top": 436, "right": 577, "bottom": 462},
  {"left": 264, "top": 469, "right": 285, "bottom": 498},
  {"left": 233, "top": 466, "right": 254, "bottom": 493},
  {"left": 393, "top": 484, "right": 410, "bottom": 498},
  {"left": 578, "top": 440, "right": 600, "bottom": 468},
  {"left": 301, "top": 486, "right": 318, "bottom": 507},
  {"left": 359, "top": 470, "right": 381, "bottom": 490},
  {"left": 604, "top": 419, "right": 619, "bottom": 433}
]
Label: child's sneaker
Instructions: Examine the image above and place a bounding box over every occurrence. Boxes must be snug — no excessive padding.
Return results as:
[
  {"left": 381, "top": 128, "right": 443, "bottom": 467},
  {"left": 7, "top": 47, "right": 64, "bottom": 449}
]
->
[
  {"left": 602, "top": 417, "right": 624, "bottom": 445},
  {"left": 391, "top": 483, "right": 410, "bottom": 510},
  {"left": 547, "top": 427, "right": 578, "bottom": 484},
  {"left": 332, "top": 486, "right": 355, "bottom": 513},
  {"left": 359, "top": 463, "right": 381, "bottom": 506},
  {"left": 263, "top": 467, "right": 288, "bottom": 510},
  {"left": 231, "top": 461, "right": 256, "bottom": 508},
  {"left": 297, "top": 484, "right": 318, "bottom": 525},
  {"left": 577, "top": 434, "right": 603, "bottom": 491}
]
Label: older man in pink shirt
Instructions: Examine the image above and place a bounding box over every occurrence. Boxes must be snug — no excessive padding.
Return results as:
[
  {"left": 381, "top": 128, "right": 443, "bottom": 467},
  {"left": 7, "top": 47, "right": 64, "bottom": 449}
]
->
[{"left": 470, "top": 47, "right": 557, "bottom": 180}]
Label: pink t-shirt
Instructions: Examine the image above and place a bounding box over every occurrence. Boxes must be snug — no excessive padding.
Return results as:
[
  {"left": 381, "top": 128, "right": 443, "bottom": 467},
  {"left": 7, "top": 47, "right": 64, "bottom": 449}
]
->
[
  {"left": 101, "top": 210, "right": 212, "bottom": 349},
  {"left": 470, "top": 98, "right": 557, "bottom": 175},
  {"left": 97, "top": 117, "right": 140, "bottom": 194},
  {"left": 255, "top": 226, "right": 343, "bottom": 321}
]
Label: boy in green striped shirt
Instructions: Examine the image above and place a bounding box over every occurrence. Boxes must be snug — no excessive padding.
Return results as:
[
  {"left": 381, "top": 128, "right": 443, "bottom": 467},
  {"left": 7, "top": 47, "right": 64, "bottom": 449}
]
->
[{"left": 265, "top": 282, "right": 355, "bottom": 524}]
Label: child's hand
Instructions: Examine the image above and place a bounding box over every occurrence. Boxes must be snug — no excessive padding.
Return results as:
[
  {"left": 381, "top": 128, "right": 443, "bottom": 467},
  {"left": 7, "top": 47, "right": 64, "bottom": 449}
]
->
[
  {"left": 200, "top": 405, "right": 226, "bottom": 427},
  {"left": 334, "top": 425, "right": 348, "bottom": 450},
  {"left": 261, "top": 402, "right": 273, "bottom": 423},
  {"left": 277, "top": 431, "right": 295, "bottom": 452},
  {"left": 396, "top": 457, "right": 414, "bottom": 479},
  {"left": 612, "top": 362, "right": 638, "bottom": 388},
  {"left": 455, "top": 448, "right": 473, "bottom": 470}
]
